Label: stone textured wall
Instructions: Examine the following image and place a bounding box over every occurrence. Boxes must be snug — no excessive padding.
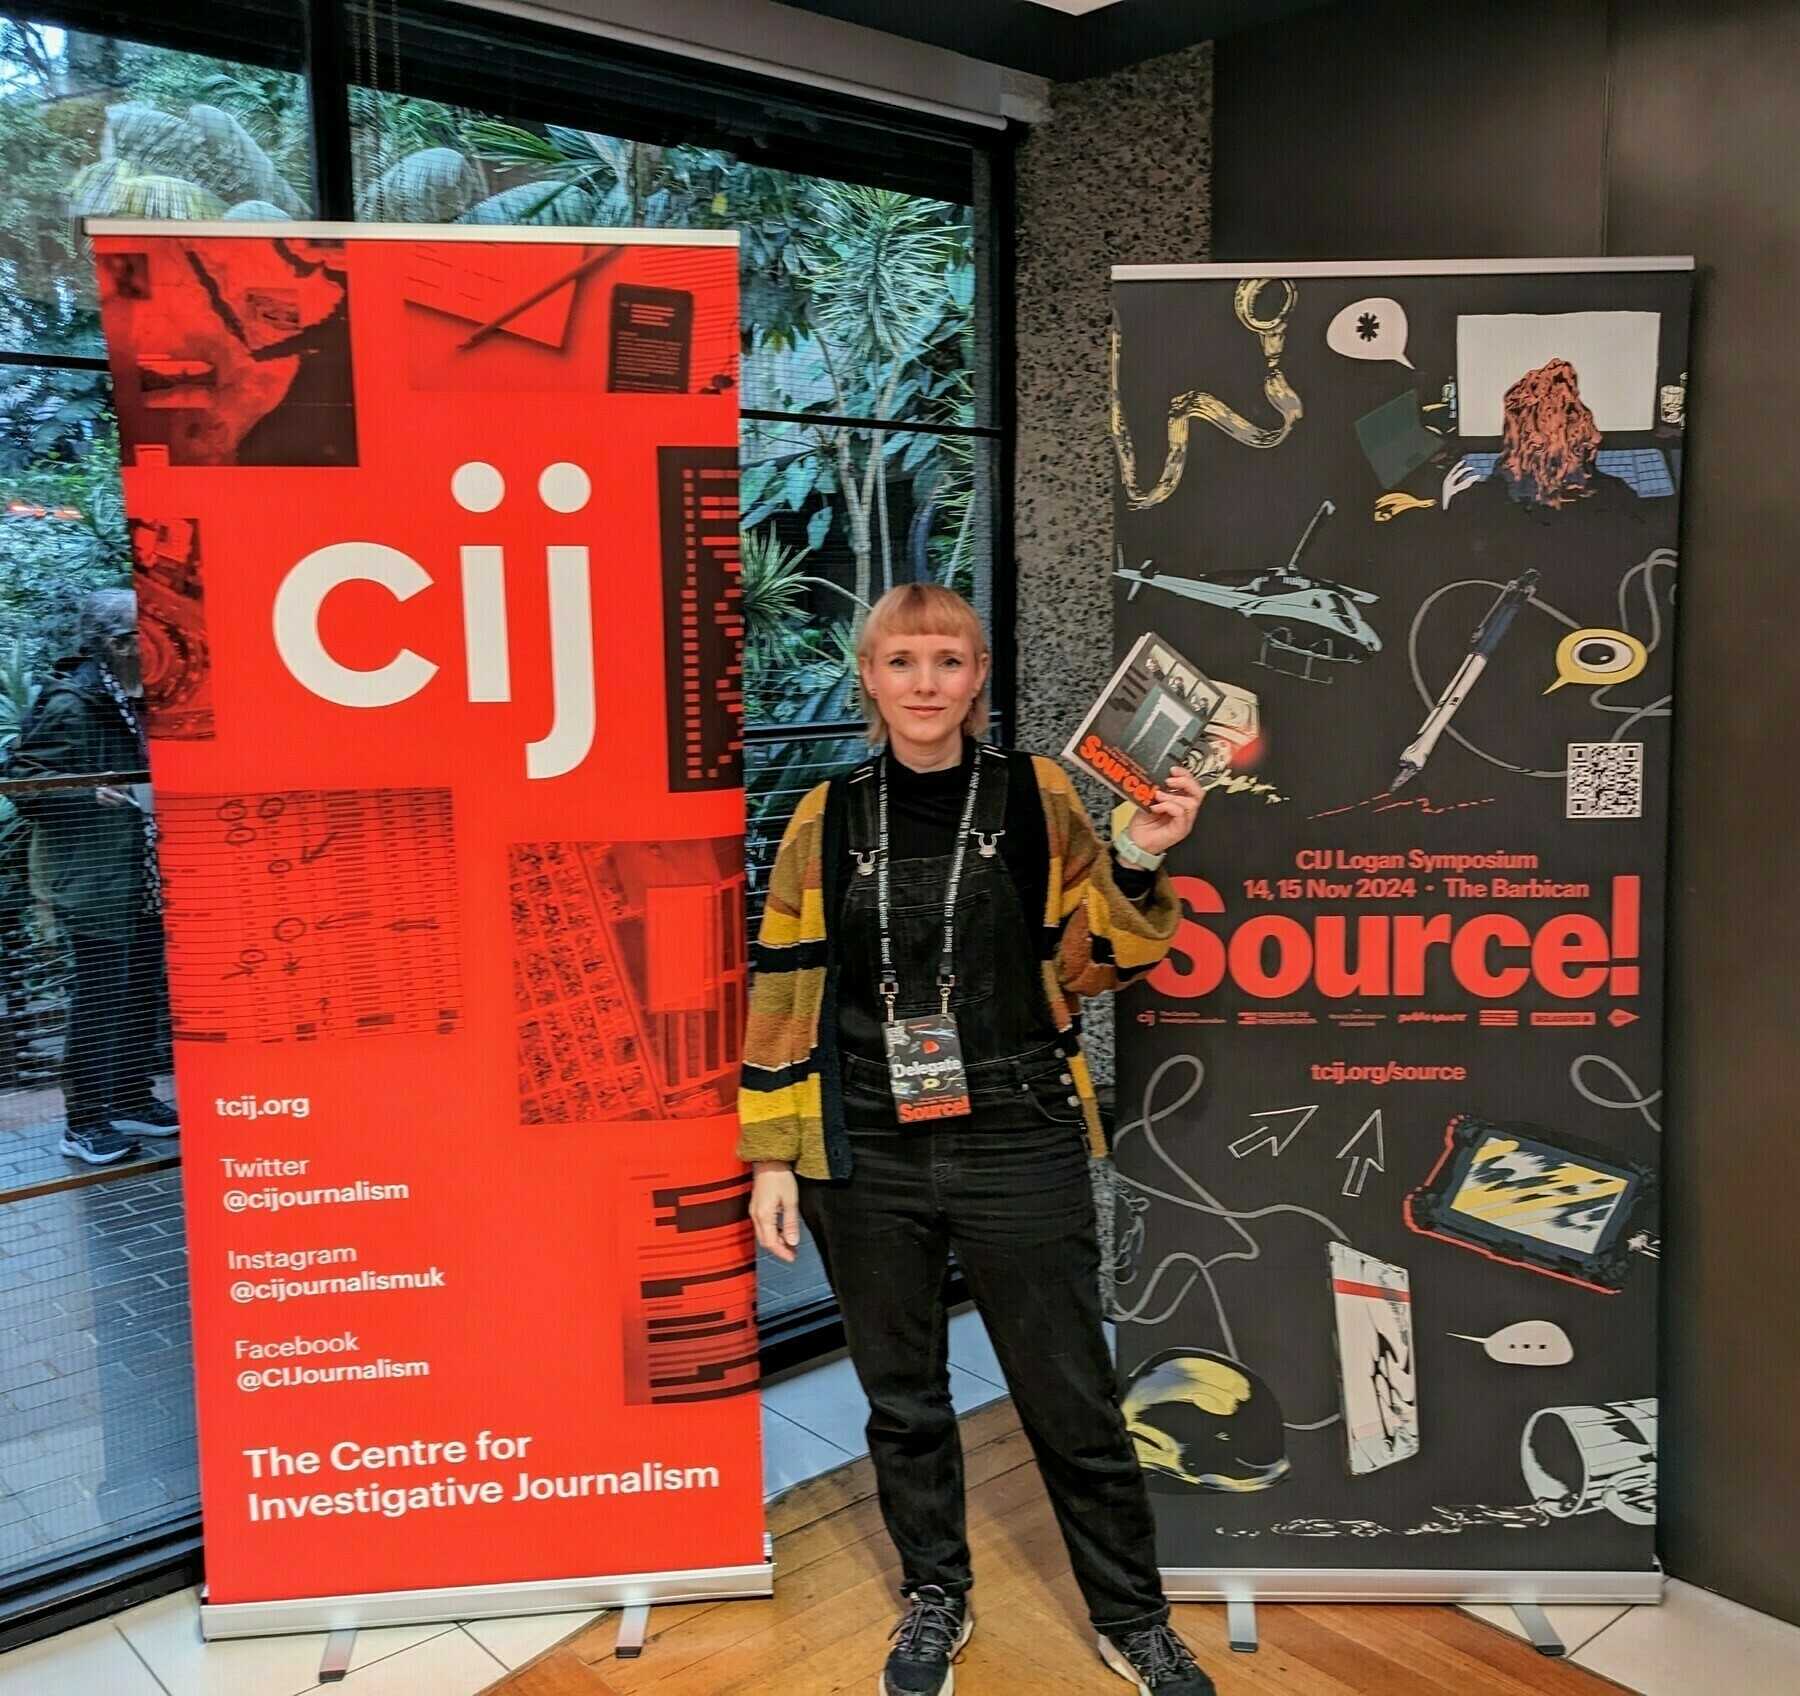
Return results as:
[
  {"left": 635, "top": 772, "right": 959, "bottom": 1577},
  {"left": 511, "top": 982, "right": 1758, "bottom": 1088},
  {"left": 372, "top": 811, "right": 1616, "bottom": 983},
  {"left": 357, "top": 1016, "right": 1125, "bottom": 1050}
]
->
[{"left": 1013, "top": 40, "right": 1213, "bottom": 1077}]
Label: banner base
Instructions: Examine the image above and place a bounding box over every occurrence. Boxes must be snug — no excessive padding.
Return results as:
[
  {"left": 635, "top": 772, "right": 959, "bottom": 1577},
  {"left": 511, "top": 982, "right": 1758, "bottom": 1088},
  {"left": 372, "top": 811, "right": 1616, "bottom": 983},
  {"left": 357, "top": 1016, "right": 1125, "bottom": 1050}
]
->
[
  {"left": 1158, "top": 1565, "right": 1663, "bottom": 1605},
  {"left": 200, "top": 1558, "right": 775, "bottom": 1640}
]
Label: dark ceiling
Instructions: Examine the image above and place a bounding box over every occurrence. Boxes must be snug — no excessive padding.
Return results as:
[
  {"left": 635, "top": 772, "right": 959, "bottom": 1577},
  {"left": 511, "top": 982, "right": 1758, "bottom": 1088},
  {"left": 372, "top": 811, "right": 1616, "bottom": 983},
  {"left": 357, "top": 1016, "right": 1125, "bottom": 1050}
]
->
[{"left": 770, "top": 0, "right": 1336, "bottom": 81}]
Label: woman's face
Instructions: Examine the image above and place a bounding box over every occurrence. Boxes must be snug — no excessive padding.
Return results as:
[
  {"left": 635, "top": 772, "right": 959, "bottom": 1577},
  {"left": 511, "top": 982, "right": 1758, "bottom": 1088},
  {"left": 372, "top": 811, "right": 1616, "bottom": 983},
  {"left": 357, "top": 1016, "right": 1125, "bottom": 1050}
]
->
[{"left": 861, "top": 628, "right": 989, "bottom": 764}]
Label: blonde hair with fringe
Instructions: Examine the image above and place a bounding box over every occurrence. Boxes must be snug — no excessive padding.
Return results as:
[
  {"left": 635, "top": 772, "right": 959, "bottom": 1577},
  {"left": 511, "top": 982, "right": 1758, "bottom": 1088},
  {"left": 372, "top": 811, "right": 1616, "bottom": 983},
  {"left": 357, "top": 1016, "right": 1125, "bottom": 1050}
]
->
[{"left": 856, "top": 583, "right": 991, "bottom": 744}]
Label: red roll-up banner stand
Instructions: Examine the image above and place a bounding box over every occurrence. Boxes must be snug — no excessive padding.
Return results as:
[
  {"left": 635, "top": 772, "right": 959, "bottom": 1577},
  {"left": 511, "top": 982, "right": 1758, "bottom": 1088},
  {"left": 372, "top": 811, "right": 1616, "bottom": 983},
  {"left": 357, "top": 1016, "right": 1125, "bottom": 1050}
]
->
[{"left": 88, "top": 222, "right": 770, "bottom": 1637}]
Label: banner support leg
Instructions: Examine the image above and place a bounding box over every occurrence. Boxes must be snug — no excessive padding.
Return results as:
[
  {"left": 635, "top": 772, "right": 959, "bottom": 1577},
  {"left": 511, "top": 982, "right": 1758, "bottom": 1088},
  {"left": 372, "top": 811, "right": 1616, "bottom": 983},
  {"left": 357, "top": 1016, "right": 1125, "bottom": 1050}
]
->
[
  {"left": 1511, "top": 1603, "right": 1566, "bottom": 1656},
  {"left": 318, "top": 1628, "right": 357, "bottom": 1682},
  {"left": 616, "top": 1603, "right": 653, "bottom": 1658},
  {"left": 1226, "top": 1599, "right": 1258, "bottom": 1653}
]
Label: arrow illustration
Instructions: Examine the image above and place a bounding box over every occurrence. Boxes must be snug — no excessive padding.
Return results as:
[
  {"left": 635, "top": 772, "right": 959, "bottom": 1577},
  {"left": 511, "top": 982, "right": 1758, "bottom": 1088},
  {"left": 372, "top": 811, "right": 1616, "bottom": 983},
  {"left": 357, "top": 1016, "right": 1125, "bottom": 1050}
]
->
[
  {"left": 1229, "top": 1104, "right": 1319, "bottom": 1159},
  {"left": 1336, "top": 1110, "right": 1386, "bottom": 1197}
]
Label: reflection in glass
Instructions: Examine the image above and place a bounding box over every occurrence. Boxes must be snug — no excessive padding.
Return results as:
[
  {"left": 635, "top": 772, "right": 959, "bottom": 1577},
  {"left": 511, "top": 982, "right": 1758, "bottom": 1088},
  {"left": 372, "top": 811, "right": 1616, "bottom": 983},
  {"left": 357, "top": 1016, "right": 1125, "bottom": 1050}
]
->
[
  {"left": 0, "top": 16, "right": 313, "bottom": 357},
  {"left": 2, "top": 365, "right": 139, "bottom": 1183},
  {"left": 0, "top": 1174, "right": 198, "bottom": 1583},
  {"left": 350, "top": 95, "right": 976, "bottom": 417},
  {"left": 0, "top": 8, "right": 310, "bottom": 1595}
]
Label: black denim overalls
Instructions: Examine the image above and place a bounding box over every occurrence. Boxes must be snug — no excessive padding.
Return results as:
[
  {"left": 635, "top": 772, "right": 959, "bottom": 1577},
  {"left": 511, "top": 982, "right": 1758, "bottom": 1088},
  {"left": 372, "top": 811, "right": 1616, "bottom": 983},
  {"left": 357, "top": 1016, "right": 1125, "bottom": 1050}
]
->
[
  {"left": 834, "top": 744, "right": 1081, "bottom": 1131},
  {"left": 798, "top": 742, "right": 1171, "bottom": 1635}
]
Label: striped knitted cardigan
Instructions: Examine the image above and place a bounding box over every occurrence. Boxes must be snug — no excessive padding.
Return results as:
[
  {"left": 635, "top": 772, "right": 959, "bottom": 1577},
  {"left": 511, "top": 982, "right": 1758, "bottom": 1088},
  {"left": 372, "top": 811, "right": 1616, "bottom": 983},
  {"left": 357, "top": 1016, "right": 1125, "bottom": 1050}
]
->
[{"left": 737, "top": 749, "right": 1182, "bottom": 1180}]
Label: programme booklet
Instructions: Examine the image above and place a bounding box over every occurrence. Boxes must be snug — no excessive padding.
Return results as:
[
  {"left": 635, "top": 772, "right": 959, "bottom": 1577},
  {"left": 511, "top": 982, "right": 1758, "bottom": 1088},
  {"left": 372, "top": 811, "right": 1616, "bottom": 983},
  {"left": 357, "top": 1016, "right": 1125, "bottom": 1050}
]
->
[{"left": 1062, "top": 632, "right": 1223, "bottom": 808}]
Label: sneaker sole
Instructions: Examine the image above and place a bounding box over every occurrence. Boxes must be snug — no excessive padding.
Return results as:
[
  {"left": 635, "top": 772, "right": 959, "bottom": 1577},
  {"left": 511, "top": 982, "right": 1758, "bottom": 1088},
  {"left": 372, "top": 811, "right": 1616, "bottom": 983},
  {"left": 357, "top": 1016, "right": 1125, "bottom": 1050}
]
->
[
  {"left": 1098, "top": 1634, "right": 1217, "bottom": 1696},
  {"left": 879, "top": 1609, "right": 974, "bottom": 1696},
  {"left": 1098, "top": 1634, "right": 1151, "bottom": 1694},
  {"left": 112, "top": 1119, "right": 179, "bottom": 1137},
  {"left": 59, "top": 1138, "right": 137, "bottom": 1166}
]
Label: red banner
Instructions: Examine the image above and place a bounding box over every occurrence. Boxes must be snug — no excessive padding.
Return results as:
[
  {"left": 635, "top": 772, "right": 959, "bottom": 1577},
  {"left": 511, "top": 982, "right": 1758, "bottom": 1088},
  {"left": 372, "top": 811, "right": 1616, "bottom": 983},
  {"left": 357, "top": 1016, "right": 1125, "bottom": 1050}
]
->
[{"left": 92, "top": 224, "right": 762, "bottom": 1610}]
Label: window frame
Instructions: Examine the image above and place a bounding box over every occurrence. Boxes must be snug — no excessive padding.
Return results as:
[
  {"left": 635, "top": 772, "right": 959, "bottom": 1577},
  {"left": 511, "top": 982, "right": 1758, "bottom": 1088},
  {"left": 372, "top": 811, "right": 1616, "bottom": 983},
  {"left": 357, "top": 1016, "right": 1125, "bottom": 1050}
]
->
[{"left": 0, "top": 0, "right": 1018, "bottom": 1645}]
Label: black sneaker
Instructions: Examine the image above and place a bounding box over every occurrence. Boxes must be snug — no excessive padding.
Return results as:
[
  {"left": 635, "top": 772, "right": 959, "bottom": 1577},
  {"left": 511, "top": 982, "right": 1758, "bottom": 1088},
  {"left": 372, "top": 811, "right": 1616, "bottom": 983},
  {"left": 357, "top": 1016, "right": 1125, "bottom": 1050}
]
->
[
  {"left": 112, "top": 1099, "right": 179, "bottom": 1138},
  {"left": 882, "top": 1585, "right": 973, "bottom": 1696},
  {"left": 59, "top": 1127, "right": 141, "bottom": 1166},
  {"left": 1099, "top": 1622, "right": 1217, "bottom": 1695}
]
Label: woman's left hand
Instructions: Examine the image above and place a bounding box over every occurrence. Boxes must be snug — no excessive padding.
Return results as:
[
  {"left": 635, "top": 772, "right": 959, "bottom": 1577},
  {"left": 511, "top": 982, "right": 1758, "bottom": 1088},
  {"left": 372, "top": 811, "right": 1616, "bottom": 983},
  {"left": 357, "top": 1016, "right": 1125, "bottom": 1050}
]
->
[{"left": 1126, "top": 766, "right": 1204, "bottom": 857}]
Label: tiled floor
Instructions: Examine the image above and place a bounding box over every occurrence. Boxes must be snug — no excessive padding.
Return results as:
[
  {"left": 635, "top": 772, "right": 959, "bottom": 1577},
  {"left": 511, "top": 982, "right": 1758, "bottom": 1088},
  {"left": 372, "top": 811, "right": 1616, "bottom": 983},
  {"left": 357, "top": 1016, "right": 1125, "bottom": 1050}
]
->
[
  {"left": 1460, "top": 1580, "right": 1800, "bottom": 1692},
  {"left": 4, "top": 1308, "right": 1800, "bottom": 1694}
]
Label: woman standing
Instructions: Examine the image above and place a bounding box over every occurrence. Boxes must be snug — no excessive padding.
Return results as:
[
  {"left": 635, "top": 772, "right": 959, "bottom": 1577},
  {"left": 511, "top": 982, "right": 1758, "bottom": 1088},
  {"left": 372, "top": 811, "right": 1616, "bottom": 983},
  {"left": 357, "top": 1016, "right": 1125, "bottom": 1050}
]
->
[{"left": 740, "top": 585, "right": 1214, "bottom": 1696}]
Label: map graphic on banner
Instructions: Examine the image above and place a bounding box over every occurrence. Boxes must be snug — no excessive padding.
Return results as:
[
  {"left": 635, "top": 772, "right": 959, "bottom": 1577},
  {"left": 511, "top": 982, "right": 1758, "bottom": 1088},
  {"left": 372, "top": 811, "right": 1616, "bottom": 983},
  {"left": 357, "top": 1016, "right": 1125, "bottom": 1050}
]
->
[
  {"left": 1109, "top": 261, "right": 1688, "bottom": 1592},
  {"left": 91, "top": 223, "right": 765, "bottom": 1617}
]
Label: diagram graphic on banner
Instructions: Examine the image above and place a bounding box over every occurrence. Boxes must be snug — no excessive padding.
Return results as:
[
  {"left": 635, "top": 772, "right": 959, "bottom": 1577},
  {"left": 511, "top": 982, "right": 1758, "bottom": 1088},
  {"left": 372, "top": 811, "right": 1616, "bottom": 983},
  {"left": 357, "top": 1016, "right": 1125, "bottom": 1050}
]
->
[
  {"left": 1110, "top": 257, "right": 1689, "bottom": 1602},
  {"left": 91, "top": 221, "right": 767, "bottom": 1632}
]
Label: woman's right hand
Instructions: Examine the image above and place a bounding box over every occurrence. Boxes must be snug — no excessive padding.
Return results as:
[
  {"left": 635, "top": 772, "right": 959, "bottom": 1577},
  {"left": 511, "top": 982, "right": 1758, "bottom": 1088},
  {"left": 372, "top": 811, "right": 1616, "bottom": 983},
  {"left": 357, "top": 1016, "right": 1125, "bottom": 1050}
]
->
[{"left": 750, "top": 1162, "right": 802, "bottom": 1263}]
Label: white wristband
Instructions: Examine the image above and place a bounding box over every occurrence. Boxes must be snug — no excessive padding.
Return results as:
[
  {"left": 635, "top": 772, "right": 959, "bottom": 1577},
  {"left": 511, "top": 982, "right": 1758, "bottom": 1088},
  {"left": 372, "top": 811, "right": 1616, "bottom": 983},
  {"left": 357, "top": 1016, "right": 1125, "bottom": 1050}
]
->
[{"left": 1112, "top": 827, "right": 1165, "bottom": 872}]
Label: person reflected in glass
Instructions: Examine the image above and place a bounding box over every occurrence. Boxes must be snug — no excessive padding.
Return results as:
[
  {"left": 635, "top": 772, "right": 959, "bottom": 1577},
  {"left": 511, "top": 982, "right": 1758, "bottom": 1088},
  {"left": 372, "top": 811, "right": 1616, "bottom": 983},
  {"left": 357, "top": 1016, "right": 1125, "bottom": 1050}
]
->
[
  {"left": 10, "top": 591, "right": 176, "bottom": 1164},
  {"left": 740, "top": 585, "right": 1214, "bottom": 1696}
]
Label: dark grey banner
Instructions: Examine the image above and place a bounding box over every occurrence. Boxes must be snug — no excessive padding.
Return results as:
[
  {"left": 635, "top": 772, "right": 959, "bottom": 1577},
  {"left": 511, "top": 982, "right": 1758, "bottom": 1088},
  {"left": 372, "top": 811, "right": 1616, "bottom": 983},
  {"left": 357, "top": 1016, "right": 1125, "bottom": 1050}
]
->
[{"left": 1109, "top": 262, "right": 1689, "bottom": 1583}]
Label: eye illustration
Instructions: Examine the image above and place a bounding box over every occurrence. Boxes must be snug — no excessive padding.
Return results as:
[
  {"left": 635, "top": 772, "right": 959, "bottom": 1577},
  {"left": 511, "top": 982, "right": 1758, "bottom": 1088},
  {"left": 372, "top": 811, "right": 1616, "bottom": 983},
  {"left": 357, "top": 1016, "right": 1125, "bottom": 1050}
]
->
[
  {"left": 1547, "top": 627, "right": 1649, "bottom": 692},
  {"left": 1574, "top": 636, "right": 1636, "bottom": 674}
]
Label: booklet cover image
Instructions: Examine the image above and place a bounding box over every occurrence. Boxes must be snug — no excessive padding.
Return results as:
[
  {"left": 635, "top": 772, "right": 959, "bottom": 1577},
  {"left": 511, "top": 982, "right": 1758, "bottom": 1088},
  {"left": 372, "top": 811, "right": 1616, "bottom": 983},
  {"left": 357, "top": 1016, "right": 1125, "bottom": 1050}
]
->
[{"left": 1063, "top": 632, "right": 1224, "bottom": 807}]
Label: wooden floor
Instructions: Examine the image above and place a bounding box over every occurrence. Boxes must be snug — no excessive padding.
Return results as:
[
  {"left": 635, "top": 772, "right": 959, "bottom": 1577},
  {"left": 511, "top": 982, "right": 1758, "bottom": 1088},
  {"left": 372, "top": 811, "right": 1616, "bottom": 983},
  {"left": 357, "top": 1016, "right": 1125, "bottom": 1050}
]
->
[{"left": 483, "top": 1399, "right": 1629, "bottom": 1696}]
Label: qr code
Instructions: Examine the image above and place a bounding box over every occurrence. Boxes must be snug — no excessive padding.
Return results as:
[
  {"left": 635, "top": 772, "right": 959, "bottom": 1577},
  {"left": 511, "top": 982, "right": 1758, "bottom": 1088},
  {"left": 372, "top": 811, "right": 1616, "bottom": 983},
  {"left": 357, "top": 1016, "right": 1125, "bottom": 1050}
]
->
[{"left": 1566, "top": 742, "right": 1644, "bottom": 819}]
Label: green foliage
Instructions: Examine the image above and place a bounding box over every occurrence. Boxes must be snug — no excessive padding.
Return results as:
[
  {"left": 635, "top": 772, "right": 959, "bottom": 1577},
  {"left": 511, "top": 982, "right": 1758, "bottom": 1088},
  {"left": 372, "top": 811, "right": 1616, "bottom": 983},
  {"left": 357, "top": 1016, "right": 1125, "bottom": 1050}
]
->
[
  {"left": 0, "top": 80, "right": 88, "bottom": 346},
  {"left": 737, "top": 528, "right": 874, "bottom": 725},
  {"left": 0, "top": 413, "right": 129, "bottom": 672},
  {"left": 0, "top": 363, "right": 110, "bottom": 471},
  {"left": 356, "top": 144, "right": 485, "bottom": 222},
  {"left": 127, "top": 56, "right": 312, "bottom": 188},
  {"left": 0, "top": 635, "right": 39, "bottom": 760},
  {"left": 0, "top": 35, "right": 312, "bottom": 354},
  {"left": 740, "top": 529, "right": 819, "bottom": 673},
  {"left": 0, "top": 29, "right": 317, "bottom": 1077},
  {"left": 806, "top": 186, "right": 961, "bottom": 367},
  {"left": 349, "top": 87, "right": 460, "bottom": 182},
  {"left": 742, "top": 732, "right": 870, "bottom": 917},
  {"left": 71, "top": 100, "right": 307, "bottom": 218}
]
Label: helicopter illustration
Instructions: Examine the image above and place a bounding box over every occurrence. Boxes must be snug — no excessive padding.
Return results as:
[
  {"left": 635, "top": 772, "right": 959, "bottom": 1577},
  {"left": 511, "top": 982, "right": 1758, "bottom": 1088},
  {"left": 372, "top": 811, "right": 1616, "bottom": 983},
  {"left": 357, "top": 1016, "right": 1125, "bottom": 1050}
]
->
[{"left": 1114, "top": 500, "right": 1381, "bottom": 683}]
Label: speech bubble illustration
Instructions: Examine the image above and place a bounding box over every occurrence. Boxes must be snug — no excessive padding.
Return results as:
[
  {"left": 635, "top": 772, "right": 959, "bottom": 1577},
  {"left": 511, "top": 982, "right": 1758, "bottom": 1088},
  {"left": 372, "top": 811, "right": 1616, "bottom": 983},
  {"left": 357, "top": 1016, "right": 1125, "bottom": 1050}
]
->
[
  {"left": 1327, "top": 297, "right": 1413, "bottom": 368},
  {"left": 1545, "top": 628, "right": 1649, "bottom": 693},
  {"left": 1450, "top": 1321, "right": 1574, "bottom": 1367}
]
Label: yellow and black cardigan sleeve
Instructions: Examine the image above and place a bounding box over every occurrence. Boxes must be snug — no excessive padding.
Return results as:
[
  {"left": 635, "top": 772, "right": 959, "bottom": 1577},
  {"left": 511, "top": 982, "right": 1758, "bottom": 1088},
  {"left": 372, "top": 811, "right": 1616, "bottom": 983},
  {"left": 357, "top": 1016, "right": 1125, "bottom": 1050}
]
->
[
  {"left": 736, "top": 782, "right": 833, "bottom": 1173},
  {"left": 736, "top": 756, "right": 1187, "bottom": 1177}
]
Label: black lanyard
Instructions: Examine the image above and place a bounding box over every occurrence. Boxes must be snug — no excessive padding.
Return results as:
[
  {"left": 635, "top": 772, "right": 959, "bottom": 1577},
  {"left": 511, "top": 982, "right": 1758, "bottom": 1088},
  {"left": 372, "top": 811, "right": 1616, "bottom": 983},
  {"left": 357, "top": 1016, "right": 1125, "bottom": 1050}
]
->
[{"left": 875, "top": 750, "right": 983, "bottom": 1024}]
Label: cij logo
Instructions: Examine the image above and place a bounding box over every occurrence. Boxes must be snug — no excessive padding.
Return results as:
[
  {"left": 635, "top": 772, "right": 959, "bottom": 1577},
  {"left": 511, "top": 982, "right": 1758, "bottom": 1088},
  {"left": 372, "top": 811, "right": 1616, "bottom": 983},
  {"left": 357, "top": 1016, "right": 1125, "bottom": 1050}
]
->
[{"left": 273, "top": 462, "right": 596, "bottom": 778}]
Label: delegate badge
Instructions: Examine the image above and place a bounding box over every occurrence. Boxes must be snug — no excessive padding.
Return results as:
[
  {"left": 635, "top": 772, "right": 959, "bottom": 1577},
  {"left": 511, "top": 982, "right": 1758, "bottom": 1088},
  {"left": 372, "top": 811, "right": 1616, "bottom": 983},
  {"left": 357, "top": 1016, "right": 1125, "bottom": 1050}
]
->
[{"left": 884, "top": 1014, "right": 973, "bottom": 1123}]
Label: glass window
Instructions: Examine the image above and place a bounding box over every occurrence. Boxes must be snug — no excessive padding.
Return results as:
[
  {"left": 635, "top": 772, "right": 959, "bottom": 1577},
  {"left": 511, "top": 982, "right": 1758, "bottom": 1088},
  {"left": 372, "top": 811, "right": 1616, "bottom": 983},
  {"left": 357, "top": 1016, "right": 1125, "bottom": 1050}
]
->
[
  {"left": 349, "top": 93, "right": 996, "bottom": 1331},
  {"left": 0, "top": 10, "right": 311, "bottom": 1596},
  {"left": 0, "top": 17, "right": 313, "bottom": 356},
  {"left": 0, "top": 26, "right": 1001, "bottom": 1613}
]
